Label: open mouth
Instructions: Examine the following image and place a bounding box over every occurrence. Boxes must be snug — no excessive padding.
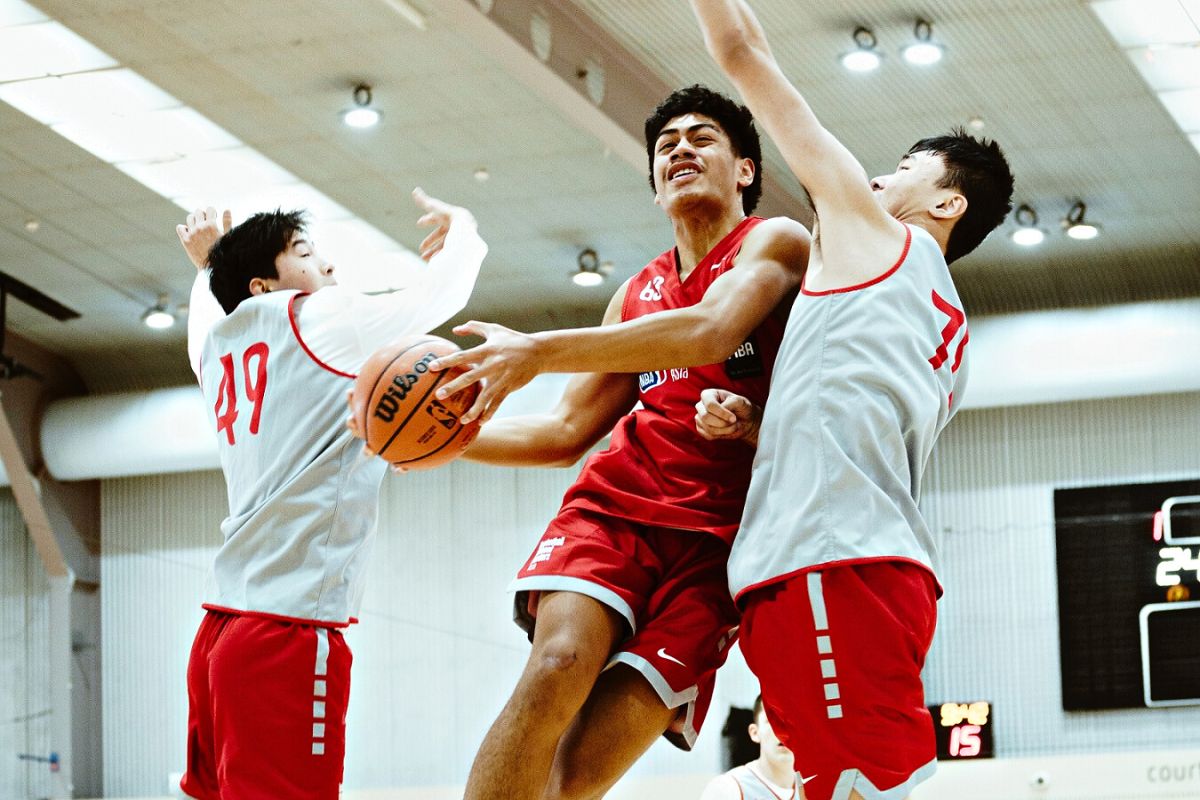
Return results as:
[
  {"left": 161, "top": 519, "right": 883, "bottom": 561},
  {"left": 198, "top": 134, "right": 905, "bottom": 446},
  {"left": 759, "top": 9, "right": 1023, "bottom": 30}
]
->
[{"left": 668, "top": 163, "right": 701, "bottom": 182}]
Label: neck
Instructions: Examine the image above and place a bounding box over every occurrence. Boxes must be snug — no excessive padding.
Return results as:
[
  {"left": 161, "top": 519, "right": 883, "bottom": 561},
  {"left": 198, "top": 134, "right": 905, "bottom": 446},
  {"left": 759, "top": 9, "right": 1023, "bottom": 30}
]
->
[
  {"left": 669, "top": 202, "right": 746, "bottom": 279},
  {"left": 753, "top": 755, "right": 795, "bottom": 790},
  {"left": 901, "top": 214, "right": 953, "bottom": 259}
]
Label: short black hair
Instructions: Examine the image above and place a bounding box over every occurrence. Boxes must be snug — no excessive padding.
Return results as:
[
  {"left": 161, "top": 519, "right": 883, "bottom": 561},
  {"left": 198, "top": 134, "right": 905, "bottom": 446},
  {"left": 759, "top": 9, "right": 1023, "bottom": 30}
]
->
[
  {"left": 207, "top": 209, "right": 308, "bottom": 314},
  {"left": 753, "top": 694, "right": 764, "bottom": 721},
  {"left": 906, "top": 128, "right": 1014, "bottom": 263},
  {"left": 644, "top": 84, "right": 763, "bottom": 214}
]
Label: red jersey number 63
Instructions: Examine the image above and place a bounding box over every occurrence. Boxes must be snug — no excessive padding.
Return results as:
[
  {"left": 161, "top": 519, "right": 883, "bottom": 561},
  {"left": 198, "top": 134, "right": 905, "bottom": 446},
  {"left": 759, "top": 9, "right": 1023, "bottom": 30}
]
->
[{"left": 214, "top": 342, "right": 270, "bottom": 445}]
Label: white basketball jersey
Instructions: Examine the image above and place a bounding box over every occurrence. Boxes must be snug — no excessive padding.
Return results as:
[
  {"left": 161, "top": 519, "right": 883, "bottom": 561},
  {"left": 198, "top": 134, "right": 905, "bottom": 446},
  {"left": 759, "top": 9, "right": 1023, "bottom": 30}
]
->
[
  {"left": 726, "top": 765, "right": 799, "bottom": 800},
  {"left": 730, "top": 225, "right": 967, "bottom": 601},
  {"left": 198, "top": 290, "right": 388, "bottom": 625}
]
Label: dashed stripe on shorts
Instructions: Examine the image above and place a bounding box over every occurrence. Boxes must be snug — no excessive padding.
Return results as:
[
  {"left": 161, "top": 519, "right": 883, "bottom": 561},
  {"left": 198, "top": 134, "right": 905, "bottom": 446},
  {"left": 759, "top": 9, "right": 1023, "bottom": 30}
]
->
[{"left": 806, "top": 572, "right": 842, "bottom": 720}]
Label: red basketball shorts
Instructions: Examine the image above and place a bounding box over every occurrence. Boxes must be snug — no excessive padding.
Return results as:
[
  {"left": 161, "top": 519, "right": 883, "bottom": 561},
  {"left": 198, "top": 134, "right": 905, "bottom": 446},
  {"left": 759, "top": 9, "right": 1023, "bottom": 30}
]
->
[
  {"left": 511, "top": 507, "right": 740, "bottom": 750},
  {"left": 739, "top": 561, "right": 938, "bottom": 800},
  {"left": 180, "top": 610, "right": 352, "bottom": 800}
]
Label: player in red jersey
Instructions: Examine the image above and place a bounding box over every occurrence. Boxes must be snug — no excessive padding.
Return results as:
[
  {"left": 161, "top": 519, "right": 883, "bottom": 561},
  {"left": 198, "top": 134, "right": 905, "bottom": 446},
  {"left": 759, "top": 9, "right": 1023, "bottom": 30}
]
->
[
  {"left": 690, "top": 3, "right": 1014, "bottom": 800},
  {"left": 422, "top": 86, "right": 810, "bottom": 800}
]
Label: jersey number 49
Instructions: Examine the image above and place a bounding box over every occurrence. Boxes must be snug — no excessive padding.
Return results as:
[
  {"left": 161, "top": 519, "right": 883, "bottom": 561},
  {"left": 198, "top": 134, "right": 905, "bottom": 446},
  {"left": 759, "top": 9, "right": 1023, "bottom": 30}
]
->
[{"left": 214, "top": 342, "right": 270, "bottom": 445}]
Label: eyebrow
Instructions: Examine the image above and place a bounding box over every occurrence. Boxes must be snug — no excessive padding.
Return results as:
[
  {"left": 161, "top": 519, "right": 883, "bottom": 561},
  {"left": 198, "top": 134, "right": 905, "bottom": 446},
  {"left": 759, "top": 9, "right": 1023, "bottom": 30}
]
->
[
  {"left": 656, "top": 122, "right": 721, "bottom": 142},
  {"left": 291, "top": 237, "right": 312, "bottom": 250}
]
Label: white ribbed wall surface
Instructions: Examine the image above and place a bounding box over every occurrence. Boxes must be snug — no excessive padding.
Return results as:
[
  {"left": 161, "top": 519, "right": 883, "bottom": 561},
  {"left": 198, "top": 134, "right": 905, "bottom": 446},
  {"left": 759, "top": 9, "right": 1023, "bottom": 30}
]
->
[
  {"left": 101, "top": 459, "right": 722, "bottom": 796},
  {"left": 922, "top": 391, "right": 1200, "bottom": 756},
  {"left": 0, "top": 490, "right": 51, "bottom": 800}
]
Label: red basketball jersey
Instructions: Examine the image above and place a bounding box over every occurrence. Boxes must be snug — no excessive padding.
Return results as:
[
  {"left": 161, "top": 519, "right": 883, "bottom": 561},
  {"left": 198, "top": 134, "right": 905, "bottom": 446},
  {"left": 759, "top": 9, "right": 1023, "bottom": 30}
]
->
[{"left": 559, "top": 216, "right": 784, "bottom": 544}]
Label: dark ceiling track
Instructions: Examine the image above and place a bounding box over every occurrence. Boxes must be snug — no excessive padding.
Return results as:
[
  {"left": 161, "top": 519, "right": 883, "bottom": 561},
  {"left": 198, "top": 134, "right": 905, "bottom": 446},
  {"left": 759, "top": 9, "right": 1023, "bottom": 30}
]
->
[{"left": 0, "top": 271, "right": 81, "bottom": 381}]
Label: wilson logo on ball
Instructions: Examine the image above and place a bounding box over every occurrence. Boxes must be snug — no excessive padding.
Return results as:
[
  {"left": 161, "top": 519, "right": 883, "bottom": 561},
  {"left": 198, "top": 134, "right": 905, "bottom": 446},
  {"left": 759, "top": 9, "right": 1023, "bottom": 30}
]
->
[{"left": 373, "top": 352, "right": 438, "bottom": 422}]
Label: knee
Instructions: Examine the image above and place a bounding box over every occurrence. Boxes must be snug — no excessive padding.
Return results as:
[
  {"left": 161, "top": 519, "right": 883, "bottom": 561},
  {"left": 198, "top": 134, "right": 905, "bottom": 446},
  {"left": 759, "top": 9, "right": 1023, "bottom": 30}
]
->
[{"left": 528, "top": 637, "right": 596, "bottom": 683}]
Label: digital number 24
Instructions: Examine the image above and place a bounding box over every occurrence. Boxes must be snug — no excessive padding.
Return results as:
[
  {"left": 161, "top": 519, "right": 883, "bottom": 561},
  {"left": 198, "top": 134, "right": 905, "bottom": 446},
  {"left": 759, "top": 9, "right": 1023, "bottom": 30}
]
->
[{"left": 214, "top": 342, "right": 270, "bottom": 445}]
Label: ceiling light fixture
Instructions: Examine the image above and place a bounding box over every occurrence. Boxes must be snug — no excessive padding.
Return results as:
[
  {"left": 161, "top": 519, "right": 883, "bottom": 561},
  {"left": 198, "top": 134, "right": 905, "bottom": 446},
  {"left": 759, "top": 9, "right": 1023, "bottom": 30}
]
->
[
  {"left": 1011, "top": 204, "right": 1045, "bottom": 246},
  {"left": 572, "top": 248, "right": 606, "bottom": 287},
  {"left": 902, "top": 19, "right": 944, "bottom": 66},
  {"left": 142, "top": 294, "right": 175, "bottom": 329},
  {"left": 341, "top": 84, "right": 381, "bottom": 129},
  {"left": 1064, "top": 200, "right": 1100, "bottom": 240},
  {"left": 841, "top": 27, "right": 882, "bottom": 73}
]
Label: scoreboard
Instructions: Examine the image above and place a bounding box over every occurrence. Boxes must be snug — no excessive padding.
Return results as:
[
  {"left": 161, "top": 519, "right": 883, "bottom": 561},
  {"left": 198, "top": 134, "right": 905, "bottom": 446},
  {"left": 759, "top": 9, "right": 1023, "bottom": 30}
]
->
[
  {"left": 1055, "top": 480, "right": 1200, "bottom": 710},
  {"left": 929, "top": 701, "right": 994, "bottom": 760}
]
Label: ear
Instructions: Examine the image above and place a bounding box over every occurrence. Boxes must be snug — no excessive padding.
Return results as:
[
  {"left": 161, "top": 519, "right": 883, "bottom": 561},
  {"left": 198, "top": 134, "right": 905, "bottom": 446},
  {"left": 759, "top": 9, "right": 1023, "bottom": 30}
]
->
[
  {"left": 737, "top": 157, "right": 755, "bottom": 190},
  {"left": 748, "top": 722, "right": 762, "bottom": 744},
  {"left": 248, "top": 277, "right": 272, "bottom": 296},
  {"left": 931, "top": 192, "right": 967, "bottom": 222}
]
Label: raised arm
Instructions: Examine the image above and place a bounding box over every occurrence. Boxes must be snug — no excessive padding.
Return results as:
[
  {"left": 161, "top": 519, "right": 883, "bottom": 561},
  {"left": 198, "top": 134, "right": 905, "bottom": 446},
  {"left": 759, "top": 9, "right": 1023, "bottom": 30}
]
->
[
  {"left": 690, "top": 0, "right": 892, "bottom": 228},
  {"left": 295, "top": 189, "right": 487, "bottom": 374},
  {"left": 176, "top": 207, "right": 231, "bottom": 380},
  {"left": 432, "top": 216, "right": 809, "bottom": 424}
]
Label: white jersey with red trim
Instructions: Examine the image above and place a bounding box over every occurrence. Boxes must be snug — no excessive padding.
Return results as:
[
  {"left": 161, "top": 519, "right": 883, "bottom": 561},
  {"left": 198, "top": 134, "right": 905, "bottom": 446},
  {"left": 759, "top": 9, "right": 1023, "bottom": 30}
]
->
[
  {"left": 729, "top": 224, "right": 966, "bottom": 602},
  {"left": 190, "top": 217, "right": 487, "bottom": 625},
  {"left": 198, "top": 290, "right": 388, "bottom": 626},
  {"left": 709, "top": 764, "right": 799, "bottom": 800}
]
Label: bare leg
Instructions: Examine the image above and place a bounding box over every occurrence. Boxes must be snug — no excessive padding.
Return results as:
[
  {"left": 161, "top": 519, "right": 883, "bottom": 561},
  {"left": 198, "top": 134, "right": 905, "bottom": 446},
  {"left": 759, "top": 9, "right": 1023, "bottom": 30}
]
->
[
  {"left": 541, "top": 664, "right": 677, "bottom": 800},
  {"left": 463, "top": 591, "right": 624, "bottom": 800}
]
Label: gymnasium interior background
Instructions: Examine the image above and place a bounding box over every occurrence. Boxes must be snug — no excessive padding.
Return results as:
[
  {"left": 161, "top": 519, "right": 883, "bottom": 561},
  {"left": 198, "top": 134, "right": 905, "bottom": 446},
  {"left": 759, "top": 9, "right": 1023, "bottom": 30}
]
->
[{"left": 1, "top": 1, "right": 1199, "bottom": 798}]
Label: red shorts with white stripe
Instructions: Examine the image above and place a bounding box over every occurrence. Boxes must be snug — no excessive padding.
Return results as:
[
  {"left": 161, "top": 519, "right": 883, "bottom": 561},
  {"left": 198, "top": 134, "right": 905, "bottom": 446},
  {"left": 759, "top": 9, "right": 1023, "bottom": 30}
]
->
[
  {"left": 739, "top": 561, "right": 938, "bottom": 800},
  {"left": 181, "top": 610, "right": 351, "bottom": 800},
  {"left": 511, "top": 507, "right": 740, "bottom": 750}
]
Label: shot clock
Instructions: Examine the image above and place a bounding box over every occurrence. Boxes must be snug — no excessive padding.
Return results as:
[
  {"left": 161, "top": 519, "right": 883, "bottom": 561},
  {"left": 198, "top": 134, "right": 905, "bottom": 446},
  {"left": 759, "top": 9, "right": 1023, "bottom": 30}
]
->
[
  {"left": 1055, "top": 480, "right": 1200, "bottom": 710},
  {"left": 929, "top": 701, "right": 994, "bottom": 760}
]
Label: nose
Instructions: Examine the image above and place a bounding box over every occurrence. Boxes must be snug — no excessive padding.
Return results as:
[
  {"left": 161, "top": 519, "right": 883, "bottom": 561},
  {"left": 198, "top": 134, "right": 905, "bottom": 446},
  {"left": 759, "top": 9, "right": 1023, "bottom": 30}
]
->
[
  {"left": 321, "top": 260, "right": 335, "bottom": 276},
  {"left": 670, "top": 138, "right": 697, "bottom": 159},
  {"left": 870, "top": 176, "right": 886, "bottom": 191}
]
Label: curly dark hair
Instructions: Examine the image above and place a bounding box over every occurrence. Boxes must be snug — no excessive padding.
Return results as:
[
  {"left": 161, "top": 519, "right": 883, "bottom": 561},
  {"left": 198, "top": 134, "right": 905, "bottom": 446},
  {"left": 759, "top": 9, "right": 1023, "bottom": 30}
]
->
[{"left": 644, "top": 84, "right": 763, "bottom": 214}]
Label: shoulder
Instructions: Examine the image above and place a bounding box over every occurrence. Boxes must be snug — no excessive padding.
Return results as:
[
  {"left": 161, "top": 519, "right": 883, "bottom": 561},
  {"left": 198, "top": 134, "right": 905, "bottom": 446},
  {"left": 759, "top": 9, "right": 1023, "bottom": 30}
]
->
[
  {"left": 699, "top": 771, "right": 741, "bottom": 800},
  {"left": 738, "top": 216, "right": 811, "bottom": 270}
]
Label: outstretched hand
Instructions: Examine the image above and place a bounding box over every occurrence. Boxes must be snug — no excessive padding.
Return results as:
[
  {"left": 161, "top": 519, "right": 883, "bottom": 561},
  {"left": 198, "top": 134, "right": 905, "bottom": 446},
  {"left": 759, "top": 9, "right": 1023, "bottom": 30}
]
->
[
  {"left": 694, "top": 388, "right": 762, "bottom": 445},
  {"left": 412, "top": 186, "right": 473, "bottom": 262},
  {"left": 428, "top": 321, "right": 540, "bottom": 425},
  {"left": 176, "top": 207, "right": 232, "bottom": 270}
]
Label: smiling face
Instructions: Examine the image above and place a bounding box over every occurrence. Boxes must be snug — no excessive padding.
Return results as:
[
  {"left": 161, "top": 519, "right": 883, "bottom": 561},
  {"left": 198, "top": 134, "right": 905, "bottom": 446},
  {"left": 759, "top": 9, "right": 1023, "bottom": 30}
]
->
[
  {"left": 869, "top": 149, "right": 965, "bottom": 224},
  {"left": 651, "top": 112, "right": 755, "bottom": 218}
]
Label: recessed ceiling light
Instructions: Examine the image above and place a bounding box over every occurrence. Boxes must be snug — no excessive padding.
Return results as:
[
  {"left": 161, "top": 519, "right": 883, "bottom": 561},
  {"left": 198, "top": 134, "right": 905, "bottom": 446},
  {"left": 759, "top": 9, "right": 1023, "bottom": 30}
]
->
[
  {"left": 1064, "top": 201, "right": 1101, "bottom": 240},
  {"left": 572, "top": 248, "right": 605, "bottom": 287},
  {"left": 142, "top": 295, "right": 175, "bottom": 329},
  {"left": 341, "top": 84, "right": 381, "bottom": 129},
  {"left": 23, "top": 218, "right": 39, "bottom": 232},
  {"left": 1011, "top": 204, "right": 1044, "bottom": 246},
  {"left": 474, "top": 167, "right": 490, "bottom": 182},
  {"left": 902, "top": 19, "right": 944, "bottom": 66},
  {"left": 841, "top": 27, "right": 882, "bottom": 72}
]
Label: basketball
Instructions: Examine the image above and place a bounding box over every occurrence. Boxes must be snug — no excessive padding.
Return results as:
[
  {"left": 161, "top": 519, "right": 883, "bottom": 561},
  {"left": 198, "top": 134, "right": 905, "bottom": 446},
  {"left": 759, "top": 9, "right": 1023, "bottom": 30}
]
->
[{"left": 350, "top": 335, "right": 481, "bottom": 469}]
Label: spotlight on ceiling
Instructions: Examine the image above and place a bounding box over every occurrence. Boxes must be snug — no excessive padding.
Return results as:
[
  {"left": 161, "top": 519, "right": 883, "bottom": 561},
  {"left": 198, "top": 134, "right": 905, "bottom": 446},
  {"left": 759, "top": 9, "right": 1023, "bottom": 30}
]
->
[
  {"left": 841, "top": 27, "right": 882, "bottom": 73},
  {"left": 572, "top": 248, "right": 606, "bottom": 287},
  {"left": 341, "top": 84, "right": 382, "bottom": 129},
  {"left": 1011, "top": 204, "right": 1045, "bottom": 247},
  {"left": 1064, "top": 200, "right": 1100, "bottom": 240},
  {"left": 903, "top": 19, "right": 944, "bottom": 66},
  {"left": 142, "top": 294, "right": 176, "bottom": 329}
]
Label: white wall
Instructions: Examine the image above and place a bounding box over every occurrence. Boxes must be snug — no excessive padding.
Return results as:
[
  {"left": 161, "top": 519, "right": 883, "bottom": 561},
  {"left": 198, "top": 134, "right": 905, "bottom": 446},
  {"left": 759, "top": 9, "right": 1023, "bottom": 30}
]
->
[
  {"left": 0, "top": 490, "right": 52, "bottom": 800},
  {"left": 921, "top": 391, "right": 1200, "bottom": 755}
]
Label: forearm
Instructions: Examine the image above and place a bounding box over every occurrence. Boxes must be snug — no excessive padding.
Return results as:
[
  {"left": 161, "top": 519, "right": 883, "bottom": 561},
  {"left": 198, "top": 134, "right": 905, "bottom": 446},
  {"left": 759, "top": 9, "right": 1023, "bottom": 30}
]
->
[
  {"left": 530, "top": 307, "right": 743, "bottom": 374},
  {"left": 187, "top": 270, "right": 225, "bottom": 379},
  {"left": 463, "top": 414, "right": 590, "bottom": 468},
  {"left": 692, "top": 0, "right": 771, "bottom": 64}
]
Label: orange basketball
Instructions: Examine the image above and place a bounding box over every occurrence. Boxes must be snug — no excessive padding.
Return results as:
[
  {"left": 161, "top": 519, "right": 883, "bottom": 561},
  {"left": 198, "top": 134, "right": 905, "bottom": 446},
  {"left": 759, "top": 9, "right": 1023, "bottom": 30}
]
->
[{"left": 351, "top": 335, "right": 480, "bottom": 469}]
